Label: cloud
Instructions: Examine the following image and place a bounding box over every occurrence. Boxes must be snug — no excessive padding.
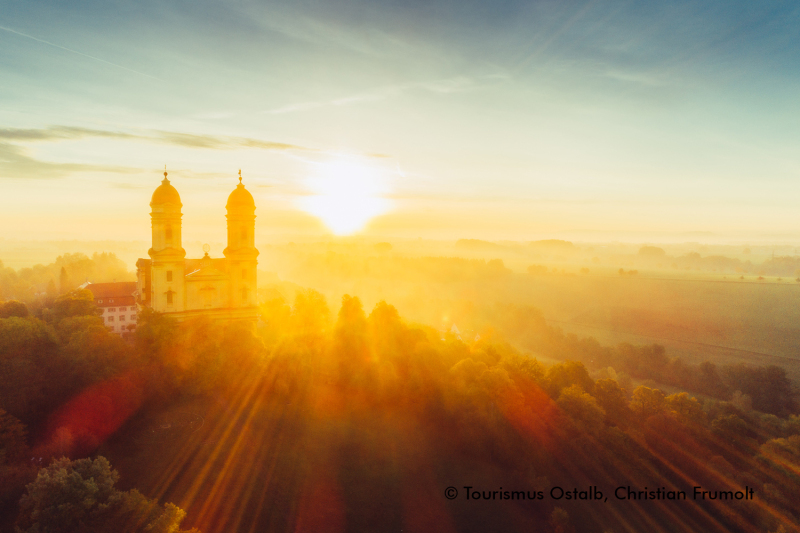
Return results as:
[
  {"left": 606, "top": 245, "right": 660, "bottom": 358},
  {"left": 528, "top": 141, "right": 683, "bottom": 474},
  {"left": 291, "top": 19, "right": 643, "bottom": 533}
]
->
[
  {"left": 0, "top": 126, "right": 390, "bottom": 179},
  {"left": 0, "top": 126, "right": 135, "bottom": 142},
  {"left": 243, "top": 6, "right": 417, "bottom": 59},
  {"left": 0, "top": 142, "right": 141, "bottom": 179},
  {"left": 268, "top": 74, "right": 508, "bottom": 114},
  {"left": 602, "top": 69, "right": 671, "bottom": 88},
  {"left": 0, "top": 25, "right": 161, "bottom": 80},
  {"left": 0, "top": 126, "right": 312, "bottom": 152},
  {"left": 153, "top": 131, "right": 306, "bottom": 151}
]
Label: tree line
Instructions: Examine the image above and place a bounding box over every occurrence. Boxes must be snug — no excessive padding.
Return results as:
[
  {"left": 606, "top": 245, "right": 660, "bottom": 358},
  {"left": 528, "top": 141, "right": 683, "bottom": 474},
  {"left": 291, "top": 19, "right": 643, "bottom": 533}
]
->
[{"left": 0, "top": 288, "right": 799, "bottom": 532}]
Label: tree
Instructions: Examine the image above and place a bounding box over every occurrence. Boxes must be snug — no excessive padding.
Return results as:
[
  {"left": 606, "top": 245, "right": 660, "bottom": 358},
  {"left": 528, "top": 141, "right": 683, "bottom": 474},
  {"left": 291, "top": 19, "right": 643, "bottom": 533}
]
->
[
  {"left": 0, "top": 317, "right": 61, "bottom": 423},
  {"left": 486, "top": 258, "right": 510, "bottom": 277},
  {"left": 0, "top": 409, "right": 28, "bottom": 463},
  {"left": 695, "top": 361, "right": 728, "bottom": 398},
  {"left": 333, "top": 295, "right": 373, "bottom": 389},
  {"left": 46, "top": 280, "right": 58, "bottom": 300},
  {"left": 290, "top": 289, "right": 330, "bottom": 335},
  {"left": 593, "top": 378, "right": 630, "bottom": 425},
  {"left": 502, "top": 353, "right": 545, "bottom": 386},
  {"left": 0, "top": 301, "right": 29, "bottom": 319},
  {"left": 47, "top": 290, "right": 100, "bottom": 324},
  {"left": 544, "top": 361, "right": 594, "bottom": 398},
  {"left": 556, "top": 385, "right": 606, "bottom": 435},
  {"left": 16, "top": 456, "right": 198, "bottom": 533},
  {"left": 0, "top": 317, "right": 57, "bottom": 361},
  {"left": 723, "top": 364, "right": 796, "bottom": 416},
  {"left": 58, "top": 268, "right": 70, "bottom": 295},
  {"left": 711, "top": 414, "right": 748, "bottom": 439},
  {"left": 630, "top": 386, "right": 666, "bottom": 419},
  {"left": 638, "top": 246, "right": 666, "bottom": 257},
  {"left": 258, "top": 296, "right": 291, "bottom": 344},
  {"left": 368, "top": 300, "right": 404, "bottom": 359},
  {"left": 665, "top": 392, "right": 706, "bottom": 425}
]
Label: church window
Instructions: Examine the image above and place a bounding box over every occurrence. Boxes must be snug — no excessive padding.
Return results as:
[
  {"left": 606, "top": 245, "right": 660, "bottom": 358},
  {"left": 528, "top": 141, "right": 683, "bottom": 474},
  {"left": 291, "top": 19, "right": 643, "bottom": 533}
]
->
[
  {"left": 166, "top": 271, "right": 173, "bottom": 282},
  {"left": 119, "top": 315, "right": 126, "bottom": 322},
  {"left": 166, "top": 226, "right": 173, "bottom": 243},
  {"left": 167, "top": 291, "right": 173, "bottom": 305},
  {"left": 108, "top": 316, "right": 114, "bottom": 322},
  {"left": 108, "top": 308, "right": 116, "bottom": 312}
]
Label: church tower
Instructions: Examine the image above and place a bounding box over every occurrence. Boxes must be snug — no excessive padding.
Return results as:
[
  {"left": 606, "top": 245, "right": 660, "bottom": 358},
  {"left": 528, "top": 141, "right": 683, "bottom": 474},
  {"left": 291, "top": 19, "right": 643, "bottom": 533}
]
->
[
  {"left": 148, "top": 168, "right": 186, "bottom": 312},
  {"left": 223, "top": 170, "right": 259, "bottom": 308}
]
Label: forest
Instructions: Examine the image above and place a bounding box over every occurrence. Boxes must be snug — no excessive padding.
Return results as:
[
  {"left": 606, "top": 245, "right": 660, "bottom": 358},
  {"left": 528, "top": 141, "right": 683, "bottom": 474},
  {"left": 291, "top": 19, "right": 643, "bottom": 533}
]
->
[{"left": 1, "top": 260, "right": 799, "bottom": 531}]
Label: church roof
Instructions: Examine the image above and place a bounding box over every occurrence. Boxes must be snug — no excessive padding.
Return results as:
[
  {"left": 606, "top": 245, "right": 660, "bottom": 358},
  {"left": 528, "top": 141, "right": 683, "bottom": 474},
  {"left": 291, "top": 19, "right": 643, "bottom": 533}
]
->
[
  {"left": 226, "top": 171, "right": 255, "bottom": 211},
  {"left": 151, "top": 172, "right": 182, "bottom": 206},
  {"left": 185, "top": 256, "right": 229, "bottom": 279},
  {"left": 184, "top": 257, "right": 227, "bottom": 271}
]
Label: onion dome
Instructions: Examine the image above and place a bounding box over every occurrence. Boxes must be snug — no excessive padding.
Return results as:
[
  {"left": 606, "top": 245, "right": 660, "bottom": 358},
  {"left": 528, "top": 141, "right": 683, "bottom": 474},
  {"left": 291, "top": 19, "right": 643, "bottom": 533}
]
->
[
  {"left": 226, "top": 170, "right": 255, "bottom": 211},
  {"left": 150, "top": 169, "right": 181, "bottom": 206}
]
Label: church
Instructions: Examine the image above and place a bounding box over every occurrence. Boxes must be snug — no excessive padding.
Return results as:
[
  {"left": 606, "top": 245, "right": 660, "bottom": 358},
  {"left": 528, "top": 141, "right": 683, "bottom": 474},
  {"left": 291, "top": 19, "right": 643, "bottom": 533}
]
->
[{"left": 135, "top": 169, "right": 259, "bottom": 322}]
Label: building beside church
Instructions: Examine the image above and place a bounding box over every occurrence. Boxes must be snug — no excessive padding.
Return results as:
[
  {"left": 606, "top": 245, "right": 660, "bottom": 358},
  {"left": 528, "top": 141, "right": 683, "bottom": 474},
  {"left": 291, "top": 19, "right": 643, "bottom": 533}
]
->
[
  {"left": 135, "top": 169, "right": 259, "bottom": 322},
  {"left": 83, "top": 281, "right": 138, "bottom": 336}
]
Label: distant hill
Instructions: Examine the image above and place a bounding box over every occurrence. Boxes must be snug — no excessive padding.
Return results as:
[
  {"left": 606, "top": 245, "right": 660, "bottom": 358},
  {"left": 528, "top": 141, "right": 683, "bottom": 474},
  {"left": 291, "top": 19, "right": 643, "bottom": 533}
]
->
[
  {"left": 529, "top": 239, "right": 575, "bottom": 249},
  {"left": 455, "top": 239, "right": 502, "bottom": 251}
]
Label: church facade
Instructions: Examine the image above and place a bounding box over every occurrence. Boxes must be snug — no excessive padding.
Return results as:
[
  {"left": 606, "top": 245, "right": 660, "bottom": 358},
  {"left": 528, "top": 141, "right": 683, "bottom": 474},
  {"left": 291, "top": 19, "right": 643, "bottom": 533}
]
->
[{"left": 135, "top": 170, "right": 259, "bottom": 322}]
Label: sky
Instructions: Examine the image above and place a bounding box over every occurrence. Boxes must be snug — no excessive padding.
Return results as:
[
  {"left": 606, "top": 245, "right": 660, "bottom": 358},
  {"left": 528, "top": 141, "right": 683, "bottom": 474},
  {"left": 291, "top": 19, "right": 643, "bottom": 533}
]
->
[{"left": 1, "top": 0, "right": 799, "bottom": 244}]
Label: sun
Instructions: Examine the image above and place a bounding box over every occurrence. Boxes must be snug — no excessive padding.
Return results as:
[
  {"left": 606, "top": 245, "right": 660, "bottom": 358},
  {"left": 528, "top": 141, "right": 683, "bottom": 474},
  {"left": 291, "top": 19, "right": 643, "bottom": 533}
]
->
[{"left": 297, "top": 158, "right": 393, "bottom": 235}]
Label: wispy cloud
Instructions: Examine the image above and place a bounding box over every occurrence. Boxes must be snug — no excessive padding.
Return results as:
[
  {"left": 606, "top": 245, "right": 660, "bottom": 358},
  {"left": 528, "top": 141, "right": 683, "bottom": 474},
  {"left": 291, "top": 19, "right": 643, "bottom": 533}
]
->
[
  {"left": 602, "top": 68, "right": 671, "bottom": 87},
  {"left": 0, "top": 126, "right": 135, "bottom": 142},
  {"left": 0, "top": 25, "right": 161, "bottom": 80},
  {"left": 0, "top": 126, "right": 315, "bottom": 152},
  {"left": 268, "top": 74, "right": 509, "bottom": 114},
  {"left": 153, "top": 131, "right": 305, "bottom": 151},
  {"left": 245, "top": 6, "right": 418, "bottom": 59},
  {"left": 0, "top": 142, "right": 141, "bottom": 179},
  {"left": 417, "top": 76, "right": 479, "bottom": 93},
  {"left": 0, "top": 126, "right": 390, "bottom": 179}
]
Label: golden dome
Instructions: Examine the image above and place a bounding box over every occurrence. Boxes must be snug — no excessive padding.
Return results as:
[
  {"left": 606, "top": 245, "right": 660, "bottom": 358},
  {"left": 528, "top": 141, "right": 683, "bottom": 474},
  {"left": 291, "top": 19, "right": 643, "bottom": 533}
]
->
[
  {"left": 150, "top": 171, "right": 181, "bottom": 206},
  {"left": 226, "top": 171, "right": 255, "bottom": 211}
]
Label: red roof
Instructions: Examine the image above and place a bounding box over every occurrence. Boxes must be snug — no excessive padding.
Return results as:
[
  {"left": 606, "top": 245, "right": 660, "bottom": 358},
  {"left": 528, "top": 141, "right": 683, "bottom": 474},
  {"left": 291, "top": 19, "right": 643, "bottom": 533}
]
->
[{"left": 85, "top": 282, "right": 137, "bottom": 305}]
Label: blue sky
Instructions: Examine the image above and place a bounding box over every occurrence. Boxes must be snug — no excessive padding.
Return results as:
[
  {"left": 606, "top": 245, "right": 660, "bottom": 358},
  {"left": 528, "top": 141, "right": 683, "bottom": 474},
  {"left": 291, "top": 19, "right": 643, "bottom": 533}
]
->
[{"left": 1, "top": 0, "right": 799, "bottom": 241}]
